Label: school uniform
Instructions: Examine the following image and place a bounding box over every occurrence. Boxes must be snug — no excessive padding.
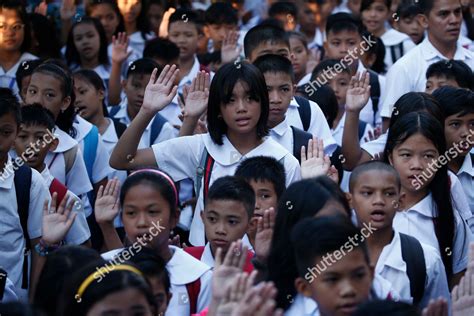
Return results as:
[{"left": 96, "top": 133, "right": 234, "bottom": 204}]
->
[
  {"left": 128, "top": 31, "right": 155, "bottom": 57},
  {"left": 178, "top": 56, "right": 201, "bottom": 95},
  {"left": 450, "top": 171, "right": 474, "bottom": 234},
  {"left": 380, "top": 29, "right": 417, "bottom": 71},
  {"left": 101, "top": 117, "right": 128, "bottom": 183},
  {"left": 393, "top": 193, "right": 474, "bottom": 274},
  {"left": 1, "top": 277, "right": 18, "bottom": 302},
  {"left": 161, "top": 95, "right": 183, "bottom": 128},
  {"left": 151, "top": 133, "right": 302, "bottom": 246},
  {"left": 307, "top": 28, "right": 325, "bottom": 50},
  {"left": 268, "top": 118, "right": 302, "bottom": 155},
  {"left": 0, "top": 155, "right": 50, "bottom": 301},
  {"left": 297, "top": 73, "right": 312, "bottom": 87},
  {"left": 102, "top": 245, "right": 213, "bottom": 315},
  {"left": 185, "top": 242, "right": 254, "bottom": 272},
  {"left": 375, "top": 230, "right": 450, "bottom": 309},
  {"left": 360, "top": 131, "right": 388, "bottom": 157},
  {"left": 286, "top": 97, "right": 337, "bottom": 155},
  {"left": 0, "top": 52, "right": 37, "bottom": 96},
  {"left": 356, "top": 61, "right": 386, "bottom": 127},
  {"left": 380, "top": 37, "right": 474, "bottom": 119},
  {"left": 456, "top": 154, "right": 474, "bottom": 219}
]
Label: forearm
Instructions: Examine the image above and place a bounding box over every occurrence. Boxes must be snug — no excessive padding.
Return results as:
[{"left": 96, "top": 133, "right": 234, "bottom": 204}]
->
[
  {"left": 99, "top": 223, "right": 123, "bottom": 251},
  {"left": 108, "top": 62, "right": 124, "bottom": 106},
  {"left": 28, "top": 238, "right": 44, "bottom": 302},
  {"left": 341, "top": 111, "right": 365, "bottom": 170},
  {"left": 60, "top": 20, "right": 72, "bottom": 47},
  {"left": 179, "top": 115, "right": 200, "bottom": 137}
]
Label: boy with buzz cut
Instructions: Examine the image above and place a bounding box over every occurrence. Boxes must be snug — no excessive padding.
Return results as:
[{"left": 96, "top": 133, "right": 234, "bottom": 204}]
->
[
  {"left": 234, "top": 156, "right": 286, "bottom": 252},
  {"left": 348, "top": 161, "right": 450, "bottom": 309},
  {"left": 425, "top": 59, "right": 473, "bottom": 94},
  {"left": 185, "top": 176, "right": 255, "bottom": 272}
]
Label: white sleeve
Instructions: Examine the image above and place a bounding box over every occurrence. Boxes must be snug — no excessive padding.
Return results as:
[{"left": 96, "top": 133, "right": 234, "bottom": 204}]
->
[
  {"left": 380, "top": 62, "right": 412, "bottom": 118},
  {"left": 91, "top": 135, "right": 112, "bottom": 183},
  {"left": 153, "top": 122, "right": 179, "bottom": 145},
  {"left": 453, "top": 212, "right": 473, "bottom": 274},
  {"left": 450, "top": 173, "right": 474, "bottom": 234},
  {"left": 308, "top": 100, "right": 337, "bottom": 155},
  {"left": 28, "top": 170, "right": 51, "bottom": 239},
  {"left": 196, "top": 269, "right": 213, "bottom": 312},
  {"left": 66, "top": 147, "right": 93, "bottom": 196},
  {"left": 403, "top": 38, "right": 417, "bottom": 54},
  {"left": 283, "top": 154, "right": 302, "bottom": 186},
  {"left": 63, "top": 192, "right": 91, "bottom": 245}
]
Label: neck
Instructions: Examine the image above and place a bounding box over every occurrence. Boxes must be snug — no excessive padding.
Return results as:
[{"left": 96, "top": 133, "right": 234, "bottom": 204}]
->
[
  {"left": 400, "top": 187, "right": 428, "bottom": 210},
  {"left": 226, "top": 130, "right": 262, "bottom": 156},
  {"left": 0, "top": 155, "right": 8, "bottom": 173},
  {"left": 154, "top": 243, "right": 173, "bottom": 262},
  {"left": 366, "top": 227, "right": 394, "bottom": 265},
  {"left": 268, "top": 117, "right": 284, "bottom": 129},
  {"left": 89, "top": 114, "right": 110, "bottom": 135},
  {"left": 373, "top": 27, "right": 386, "bottom": 38},
  {"left": 127, "top": 105, "right": 138, "bottom": 121},
  {"left": 80, "top": 57, "right": 100, "bottom": 70},
  {"left": 448, "top": 155, "right": 465, "bottom": 174},
  {"left": 294, "top": 72, "right": 305, "bottom": 84},
  {"left": 427, "top": 33, "right": 457, "bottom": 59},
  {"left": 178, "top": 56, "right": 195, "bottom": 82},
  {"left": 125, "top": 22, "right": 137, "bottom": 35},
  {"left": 0, "top": 50, "right": 21, "bottom": 71},
  {"left": 36, "top": 163, "right": 46, "bottom": 173}
]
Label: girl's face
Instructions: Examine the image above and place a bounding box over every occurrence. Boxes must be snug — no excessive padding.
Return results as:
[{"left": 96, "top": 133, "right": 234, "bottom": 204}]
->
[
  {"left": 147, "top": 3, "right": 165, "bottom": 33},
  {"left": 118, "top": 0, "right": 141, "bottom": 24},
  {"left": 361, "top": 0, "right": 390, "bottom": 34},
  {"left": 389, "top": 133, "right": 440, "bottom": 193},
  {"left": 219, "top": 80, "right": 262, "bottom": 137},
  {"left": 0, "top": 8, "right": 25, "bottom": 52},
  {"left": 289, "top": 37, "right": 309, "bottom": 78},
  {"left": 74, "top": 76, "right": 104, "bottom": 121},
  {"left": 122, "top": 182, "right": 177, "bottom": 249},
  {"left": 87, "top": 288, "right": 153, "bottom": 316},
  {"left": 73, "top": 23, "right": 101, "bottom": 63},
  {"left": 89, "top": 4, "right": 120, "bottom": 43},
  {"left": 168, "top": 21, "right": 200, "bottom": 60},
  {"left": 26, "top": 72, "right": 70, "bottom": 119}
]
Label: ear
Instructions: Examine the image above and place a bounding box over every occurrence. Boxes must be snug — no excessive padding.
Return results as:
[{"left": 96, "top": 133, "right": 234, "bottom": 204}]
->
[
  {"left": 346, "top": 192, "right": 353, "bottom": 209},
  {"left": 203, "top": 25, "right": 210, "bottom": 38},
  {"left": 167, "top": 292, "right": 172, "bottom": 305},
  {"left": 417, "top": 13, "right": 428, "bottom": 29},
  {"left": 200, "top": 210, "right": 205, "bottom": 222},
  {"left": 388, "top": 153, "right": 394, "bottom": 166},
  {"left": 48, "top": 137, "right": 59, "bottom": 152},
  {"left": 98, "top": 89, "right": 105, "bottom": 101},
  {"left": 323, "top": 40, "right": 329, "bottom": 52},
  {"left": 294, "top": 277, "right": 313, "bottom": 298},
  {"left": 60, "top": 96, "right": 71, "bottom": 112}
]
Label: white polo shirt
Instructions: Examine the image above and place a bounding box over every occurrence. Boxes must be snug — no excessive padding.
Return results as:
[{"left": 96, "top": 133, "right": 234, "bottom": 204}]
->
[
  {"left": 380, "top": 37, "right": 474, "bottom": 119},
  {"left": 101, "top": 118, "right": 128, "bottom": 184},
  {"left": 269, "top": 118, "right": 305, "bottom": 156},
  {"left": 0, "top": 52, "right": 37, "bottom": 96},
  {"left": 152, "top": 133, "right": 302, "bottom": 246},
  {"left": 381, "top": 29, "right": 416, "bottom": 71}
]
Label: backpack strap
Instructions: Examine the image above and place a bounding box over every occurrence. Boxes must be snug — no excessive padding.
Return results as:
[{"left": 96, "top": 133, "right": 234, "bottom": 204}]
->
[
  {"left": 367, "top": 70, "right": 380, "bottom": 126},
  {"left": 294, "top": 95, "right": 311, "bottom": 132},
  {"left": 358, "top": 120, "right": 367, "bottom": 141},
  {"left": 185, "top": 278, "right": 201, "bottom": 315},
  {"left": 112, "top": 119, "right": 127, "bottom": 139},
  {"left": 291, "top": 126, "right": 313, "bottom": 162},
  {"left": 194, "top": 148, "right": 215, "bottom": 200},
  {"left": 108, "top": 105, "right": 121, "bottom": 118},
  {"left": 149, "top": 114, "right": 168, "bottom": 146},
  {"left": 50, "top": 178, "right": 68, "bottom": 206},
  {"left": 399, "top": 233, "right": 426, "bottom": 306},
  {"left": 0, "top": 267, "right": 6, "bottom": 300},
  {"left": 83, "top": 125, "right": 99, "bottom": 181},
  {"left": 14, "top": 163, "right": 32, "bottom": 289}
]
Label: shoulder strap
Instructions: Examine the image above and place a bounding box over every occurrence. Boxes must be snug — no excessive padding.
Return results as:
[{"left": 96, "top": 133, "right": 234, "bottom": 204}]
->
[
  {"left": 149, "top": 114, "right": 168, "bottom": 145},
  {"left": 367, "top": 70, "right": 380, "bottom": 126},
  {"left": 50, "top": 178, "right": 68, "bottom": 206},
  {"left": 108, "top": 105, "right": 121, "bottom": 118},
  {"left": 14, "top": 163, "right": 32, "bottom": 289},
  {"left": 358, "top": 120, "right": 367, "bottom": 140},
  {"left": 185, "top": 278, "right": 201, "bottom": 315},
  {"left": 294, "top": 95, "right": 311, "bottom": 132},
  {"left": 112, "top": 119, "right": 127, "bottom": 139},
  {"left": 399, "top": 233, "right": 426, "bottom": 306},
  {"left": 195, "top": 148, "right": 214, "bottom": 200},
  {"left": 63, "top": 145, "right": 79, "bottom": 175},
  {"left": 0, "top": 267, "right": 6, "bottom": 300},
  {"left": 83, "top": 125, "right": 99, "bottom": 181},
  {"left": 291, "top": 126, "right": 313, "bottom": 162}
]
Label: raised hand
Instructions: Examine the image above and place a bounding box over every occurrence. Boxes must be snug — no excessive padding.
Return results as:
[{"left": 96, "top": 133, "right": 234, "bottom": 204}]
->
[
  {"left": 142, "top": 65, "right": 179, "bottom": 114},
  {"left": 42, "top": 193, "right": 77, "bottom": 245},
  {"left": 111, "top": 32, "right": 132, "bottom": 64},
  {"left": 216, "top": 271, "right": 257, "bottom": 316},
  {"left": 60, "top": 0, "right": 76, "bottom": 21},
  {"left": 254, "top": 207, "right": 275, "bottom": 263},
  {"left": 221, "top": 31, "right": 242, "bottom": 64},
  {"left": 452, "top": 243, "right": 474, "bottom": 316},
  {"left": 183, "top": 71, "right": 210, "bottom": 119},
  {"left": 95, "top": 178, "right": 121, "bottom": 225},
  {"left": 345, "top": 72, "right": 370, "bottom": 113},
  {"left": 34, "top": 1, "right": 48, "bottom": 16},
  {"left": 301, "top": 137, "right": 331, "bottom": 179},
  {"left": 422, "top": 298, "right": 448, "bottom": 316}
]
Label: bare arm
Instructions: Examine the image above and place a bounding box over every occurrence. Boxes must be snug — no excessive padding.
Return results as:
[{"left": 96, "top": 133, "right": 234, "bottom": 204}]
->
[
  {"left": 59, "top": 0, "right": 76, "bottom": 46},
  {"left": 108, "top": 33, "right": 131, "bottom": 106},
  {"left": 95, "top": 178, "right": 123, "bottom": 251}
]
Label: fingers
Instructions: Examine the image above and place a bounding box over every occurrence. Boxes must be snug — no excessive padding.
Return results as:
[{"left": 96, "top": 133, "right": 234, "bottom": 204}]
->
[
  {"left": 300, "top": 145, "right": 307, "bottom": 162},
  {"left": 97, "top": 184, "right": 104, "bottom": 199},
  {"left": 42, "top": 198, "right": 50, "bottom": 217},
  {"left": 148, "top": 68, "right": 159, "bottom": 85},
  {"left": 307, "top": 138, "right": 313, "bottom": 159},
  {"left": 317, "top": 138, "right": 324, "bottom": 158}
]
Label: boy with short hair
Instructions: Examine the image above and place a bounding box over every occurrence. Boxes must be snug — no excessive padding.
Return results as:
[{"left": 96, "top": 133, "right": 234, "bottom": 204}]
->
[
  {"left": 244, "top": 24, "right": 291, "bottom": 62},
  {"left": 268, "top": 1, "right": 298, "bottom": 31},
  {"left": 109, "top": 58, "right": 177, "bottom": 146},
  {"left": 393, "top": 2, "right": 425, "bottom": 45},
  {"left": 204, "top": 2, "right": 240, "bottom": 53},
  {"left": 425, "top": 59, "right": 473, "bottom": 94},
  {"left": 348, "top": 161, "right": 450, "bottom": 309},
  {"left": 185, "top": 176, "right": 254, "bottom": 272},
  {"left": 143, "top": 38, "right": 180, "bottom": 67}
]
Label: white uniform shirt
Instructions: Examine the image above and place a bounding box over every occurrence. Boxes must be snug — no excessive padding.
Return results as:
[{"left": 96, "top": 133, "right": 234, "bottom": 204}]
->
[
  {"left": 360, "top": 131, "right": 388, "bottom": 157},
  {"left": 101, "top": 118, "right": 128, "bottom": 183},
  {"left": 0, "top": 52, "right": 37, "bottom": 96},
  {"left": 356, "top": 62, "right": 386, "bottom": 126},
  {"left": 152, "top": 133, "right": 302, "bottom": 245},
  {"left": 381, "top": 29, "right": 417, "bottom": 71},
  {"left": 269, "top": 118, "right": 299, "bottom": 156},
  {"left": 128, "top": 31, "right": 155, "bottom": 57},
  {"left": 457, "top": 154, "right": 474, "bottom": 218}
]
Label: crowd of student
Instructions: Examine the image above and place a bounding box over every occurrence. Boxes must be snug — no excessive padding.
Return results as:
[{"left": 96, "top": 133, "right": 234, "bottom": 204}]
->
[{"left": 0, "top": 0, "right": 473, "bottom": 315}]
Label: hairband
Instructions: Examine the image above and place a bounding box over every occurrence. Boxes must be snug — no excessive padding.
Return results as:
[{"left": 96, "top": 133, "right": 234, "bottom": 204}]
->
[
  {"left": 75, "top": 264, "right": 143, "bottom": 303},
  {"left": 130, "top": 169, "right": 178, "bottom": 206}
]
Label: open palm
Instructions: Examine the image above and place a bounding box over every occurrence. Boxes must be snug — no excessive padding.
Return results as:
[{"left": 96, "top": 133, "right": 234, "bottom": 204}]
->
[
  {"left": 184, "top": 71, "right": 210, "bottom": 118},
  {"left": 95, "top": 178, "right": 121, "bottom": 225},
  {"left": 42, "top": 193, "right": 77, "bottom": 245},
  {"left": 142, "top": 65, "right": 179, "bottom": 114},
  {"left": 345, "top": 72, "right": 371, "bottom": 113},
  {"left": 111, "top": 32, "right": 131, "bottom": 64}
]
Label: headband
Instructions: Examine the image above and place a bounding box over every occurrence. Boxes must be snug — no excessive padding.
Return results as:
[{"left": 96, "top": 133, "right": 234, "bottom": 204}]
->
[
  {"left": 129, "top": 169, "right": 178, "bottom": 206},
  {"left": 75, "top": 264, "right": 143, "bottom": 303}
]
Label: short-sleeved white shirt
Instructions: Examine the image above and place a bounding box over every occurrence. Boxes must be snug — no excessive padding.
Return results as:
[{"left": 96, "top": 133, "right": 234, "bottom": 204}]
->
[
  {"left": 360, "top": 131, "right": 388, "bottom": 157},
  {"left": 0, "top": 52, "right": 37, "bottom": 96},
  {"left": 101, "top": 118, "right": 128, "bottom": 183},
  {"left": 332, "top": 112, "right": 373, "bottom": 146},
  {"left": 152, "top": 133, "right": 302, "bottom": 245},
  {"left": 128, "top": 31, "right": 155, "bottom": 57},
  {"left": 0, "top": 155, "right": 50, "bottom": 301},
  {"left": 380, "top": 37, "right": 474, "bottom": 119},
  {"left": 457, "top": 154, "right": 474, "bottom": 218},
  {"left": 381, "top": 29, "right": 417, "bottom": 71}
]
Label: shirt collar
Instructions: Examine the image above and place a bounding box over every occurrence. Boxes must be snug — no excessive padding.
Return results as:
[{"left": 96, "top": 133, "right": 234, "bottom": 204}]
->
[
  {"left": 0, "top": 154, "right": 15, "bottom": 189},
  {"left": 101, "top": 118, "right": 119, "bottom": 143},
  {"left": 403, "top": 193, "right": 435, "bottom": 218},
  {"left": 376, "top": 230, "right": 407, "bottom": 273},
  {"left": 73, "top": 116, "right": 93, "bottom": 142},
  {"left": 458, "top": 153, "right": 474, "bottom": 177},
  {"left": 201, "top": 243, "right": 215, "bottom": 268},
  {"left": 420, "top": 37, "right": 473, "bottom": 61},
  {"left": 270, "top": 119, "right": 290, "bottom": 137},
  {"left": 179, "top": 56, "right": 200, "bottom": 89},
  {"left": 40, "top": 165, "right": 54, "bottom": 187},
  {"left": 53, "top": 126, "right": 78, "bottom": 153},
  {"left": 167, "top": 245, "right": 212, "bottom": 285}
]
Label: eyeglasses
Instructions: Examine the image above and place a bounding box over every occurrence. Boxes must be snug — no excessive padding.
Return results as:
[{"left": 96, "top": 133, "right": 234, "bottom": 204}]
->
[{"left": 0, "top": 23, "right": 25, "bottom": 33}]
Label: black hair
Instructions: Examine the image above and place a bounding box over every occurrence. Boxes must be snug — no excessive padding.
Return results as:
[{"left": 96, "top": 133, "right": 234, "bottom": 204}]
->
[
  {"left": 57, "top": 259, "right": 156, "bottom": 316},
  {"left": 397, "top": 2, "right": 423, "bottom": 19},
  {"left": 32, "top": 61, "right": 77, "bottom": 137},
  {"left": 15, "top": 59, "right": 42, "bottom": 93},
  {"left": 266, "top": 177, "right": 351, "bottom": 310},
  {"left": 353, "top": 300, "right": 419, "bottom": 316},
  {"left": 205, "top": 175, "right": 256, "bottom": 219},
  {"left": 349, "top": 161, "right": 401, "bottom": 192},
  {"left": 85, "top": 0, "right": 126, "bottom": 38},
  {"left": 207, "top": 62, "right": 269, "bottom": 145},
  {"left": 311, "top": 58, "right": 351, "bottom": 81},
  {"left": 304, "top": 84, "right": 338, "bottom": 128},
  {"left": 426, "top": 60, "right": 473, "bottom": 90},
  {"left": 268, "top": 1, "right": 298, "bottom": 20},
  {"left": 65, "top": 16, "right": 110, "bottom": 67},
  {"left": 0, "top": 87, "right": 21, "bottom": 125},
  {"left": 168, "top": 8, "right": 200, "bottom": 32},
  {"left": 28, "top": 13, "right": 61, "bottom": 59},
  {"left": 73, "top": 69, "right": 108, "bottom": 116},
  {"left": 143, "top": 38, "right": 180, "bottom": 64},
  {"left": 234, "top": 156, "right": 286, "bottom": 199},
  {"left": 433, "top": 86, "right": 474, "bottom": 119},
  {"left": 135, "top": 0, "right": 152, "bottom": 40},
  {"left": 253, "top": 53, "right": 295, "bottom": 82},
  {"left": 0, "top": 0, "right": 31, "bottom": 53},
  {"left": 205, "top": 2, "right": 238, "bottom": 25},
  {"left": 0, "top": 302, "right": 41, "bottom": 316},
  {"left": 127, "top": 247, "right": 171, "bottom": 293},
  {"left": 326, "top": 12, "right": 364, "bottom": 36},
  {"left": 383, "top": 112, "right": 455, "bottom": 278},
  {"left": 418, "top": 0, "right": 435, "bottom": 15},
  {"left": 243, "top": 23, "right": 289, "bottom": 58},
  {"left": 360, "top": 0, "right": 391, "bottom": 13},
  {"left": 291, "top": 216, "right": 370, "bottom": 279},
  {"left": 20, "top": 103, "right": 56, "bottom": 131},
  {"left": 288, "top": 31, "right": 309, "bottom": 50},
  {"left": 258, "top": 17, "right": 285, "bottom": 29},
  {"left": 33, "top": 246, "right": 101, "bottom": 316},
  {"left": 362, "top": 31, "right": 386, "bottom": 74},
  {"left": 120, "top": 169, "right": 179, "bottom": 218},
  {"left": 126, "top": 58, "right": 161, "bottom": 79}
]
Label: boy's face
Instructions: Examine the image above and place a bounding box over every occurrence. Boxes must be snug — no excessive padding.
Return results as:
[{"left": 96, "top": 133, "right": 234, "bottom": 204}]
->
[
  {"left": 444, "top": 112, "right": 474, "bottom": 157},
  {"left": 349, "top": 170, "right": 400, "bottom": 231},
  {"left": 14, "top": 124, "right": 57, "bottom": 171},
  {"left": 0, "top": 112, "right": 18, "bottom": 162},
  {"left": 420, "top": 0, "right": 462, "bottom": 46},
  {"left": 264, "top": 72, "right": 295, "bottom": 128},
  {"left": 327, "top": 72, "right": 351, "bottom": 106},
  {"left": 19, "top": 75, "right": 31, "bottom": 104},
  {"left": 205, "top": 23, "right": 238, "bottom": 49},
  {"left": 201, "top": 199, "right": 250, "bottom": 255},
  {"left": 395, "top": 16, "right": 425, "bottom": 44},
  {"left": 122, "top": 73, "right": 150, "bottom": 118},
  {"left": 425, "top": 75, "right": 460, "bottom": 94},
  {"left": 299, "top": 3, "right": 318, "bottom": 33},
  {"left": 248, "top": 41, "right": 291, "bottom": 63},
  {"left": 325, "top": 30, "right": 362, "bottom": 61},
  {"left": 296, "top": 249, "right": 373, "bottom": 316},
  {"left": 290, "top": 37, "right": 309, "bottom": 77},
  {"left": 168, "top": 21, "right": 200, "bottom": 60}
]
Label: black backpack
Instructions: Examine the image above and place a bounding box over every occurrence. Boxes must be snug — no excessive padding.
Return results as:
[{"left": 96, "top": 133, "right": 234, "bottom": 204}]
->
[
  {"left": 399, "top": 233, "right": 427, "bottom": 306},
  {"left": 291, "top": 126, "right": 313, "bottom": 162}
]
